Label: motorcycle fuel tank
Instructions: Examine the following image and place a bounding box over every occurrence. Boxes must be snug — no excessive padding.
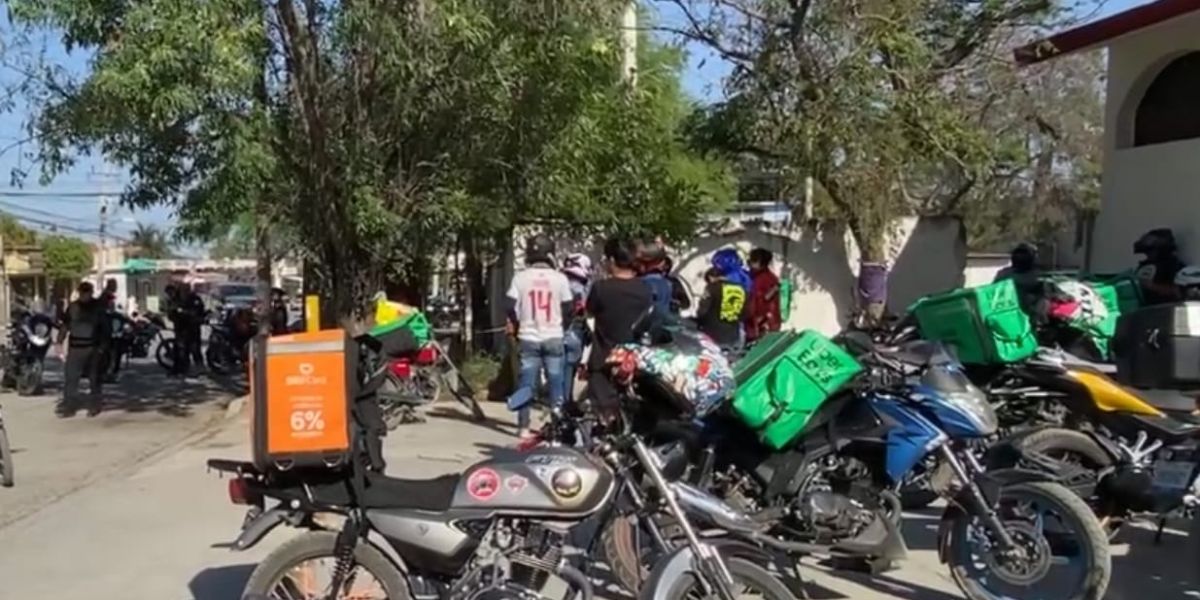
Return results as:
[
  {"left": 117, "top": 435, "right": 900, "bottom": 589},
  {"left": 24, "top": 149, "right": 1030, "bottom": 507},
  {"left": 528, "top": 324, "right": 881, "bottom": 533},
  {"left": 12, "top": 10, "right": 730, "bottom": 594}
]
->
[{"left": 452, "top": 447, "right": 615, "bottom": 517}]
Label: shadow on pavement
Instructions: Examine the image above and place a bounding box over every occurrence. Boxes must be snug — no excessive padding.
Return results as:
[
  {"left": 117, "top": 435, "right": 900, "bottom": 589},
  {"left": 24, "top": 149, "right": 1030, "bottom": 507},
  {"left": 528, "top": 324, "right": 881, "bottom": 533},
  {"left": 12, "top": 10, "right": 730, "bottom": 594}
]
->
[
  {"left": 35, "top": 357, "right": 246, "bottom": 417},
  {"left": 189, "top": 564, "right": 255, "bottom": 599},
  {"left": 425, "top": 405, "right": 516, "bottom": 438}
]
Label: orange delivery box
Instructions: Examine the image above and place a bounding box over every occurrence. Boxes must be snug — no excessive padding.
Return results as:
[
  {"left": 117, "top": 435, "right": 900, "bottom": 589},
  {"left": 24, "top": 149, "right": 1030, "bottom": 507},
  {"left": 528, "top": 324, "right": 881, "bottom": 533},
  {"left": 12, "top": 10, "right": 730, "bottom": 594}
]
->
[{"left": 249, "top": 328, "right": 357, "bottom": 471}]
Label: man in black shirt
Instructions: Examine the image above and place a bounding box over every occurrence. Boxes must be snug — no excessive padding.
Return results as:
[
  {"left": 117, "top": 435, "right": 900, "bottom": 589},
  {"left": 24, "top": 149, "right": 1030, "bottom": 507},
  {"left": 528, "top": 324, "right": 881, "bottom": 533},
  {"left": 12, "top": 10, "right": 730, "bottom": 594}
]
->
[
  {"left": 587, "top": 236, "right": 653, "bottom": 414},
  {"left": 56, "top": 281, "right": 108, "bottom": 417},
  {"left": 696, "top": 267, "right": 748, "bottom": 350}
]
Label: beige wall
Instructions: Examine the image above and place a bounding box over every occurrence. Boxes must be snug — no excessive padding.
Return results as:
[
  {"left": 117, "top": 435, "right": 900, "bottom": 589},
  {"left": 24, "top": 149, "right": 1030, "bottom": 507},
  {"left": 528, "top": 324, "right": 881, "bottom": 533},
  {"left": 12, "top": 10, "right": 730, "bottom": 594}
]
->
[
  {"left": 673, "top": 217, "right": 968, "bottom": 334},
  {"left": 1093, "top": 13, "right": 1200, "bottom": 271}
]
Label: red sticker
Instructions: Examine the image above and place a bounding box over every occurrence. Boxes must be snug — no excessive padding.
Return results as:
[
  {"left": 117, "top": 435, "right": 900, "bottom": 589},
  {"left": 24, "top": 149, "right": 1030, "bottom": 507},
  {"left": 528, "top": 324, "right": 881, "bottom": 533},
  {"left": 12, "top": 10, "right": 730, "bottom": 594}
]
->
[
  {"left": 467, "top": 468, "right": 500, "bottom": 501},
  {"left": 505, "top": 475, "right": 529, "bottom": 494}
]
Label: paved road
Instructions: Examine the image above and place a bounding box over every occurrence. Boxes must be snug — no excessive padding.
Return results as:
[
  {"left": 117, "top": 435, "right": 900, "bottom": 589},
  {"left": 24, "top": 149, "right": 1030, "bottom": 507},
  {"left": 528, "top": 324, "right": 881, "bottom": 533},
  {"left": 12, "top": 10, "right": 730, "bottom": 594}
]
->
[
  {"left": 0, "top": 356, "right": 243, "bottom": 528},
  {"left": 0, "top": 398, "right": 1197, "bottom": 599}
]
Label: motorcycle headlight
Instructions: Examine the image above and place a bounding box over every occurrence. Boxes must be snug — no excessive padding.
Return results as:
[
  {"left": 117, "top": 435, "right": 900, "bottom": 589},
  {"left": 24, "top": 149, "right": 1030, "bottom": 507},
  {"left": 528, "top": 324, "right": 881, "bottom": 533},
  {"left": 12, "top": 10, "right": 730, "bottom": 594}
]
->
[{"left": 941, "top": 387, "right": 998, "bottom": 436}]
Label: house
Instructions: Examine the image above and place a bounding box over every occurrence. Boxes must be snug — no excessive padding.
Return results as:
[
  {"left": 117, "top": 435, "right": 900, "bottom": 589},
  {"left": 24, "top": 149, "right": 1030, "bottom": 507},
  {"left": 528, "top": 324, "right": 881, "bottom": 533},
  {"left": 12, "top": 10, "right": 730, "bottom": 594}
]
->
[{"left": 1015, "top": 0, "right": 1200, "bottom": 271}]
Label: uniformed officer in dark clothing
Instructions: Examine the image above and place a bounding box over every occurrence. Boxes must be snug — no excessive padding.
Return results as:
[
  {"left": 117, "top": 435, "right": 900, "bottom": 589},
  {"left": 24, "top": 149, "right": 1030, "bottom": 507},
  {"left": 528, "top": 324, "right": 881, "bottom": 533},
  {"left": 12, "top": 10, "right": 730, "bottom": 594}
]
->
[{"left": 56, "top": 281, "right": 109, "bottom": 417}]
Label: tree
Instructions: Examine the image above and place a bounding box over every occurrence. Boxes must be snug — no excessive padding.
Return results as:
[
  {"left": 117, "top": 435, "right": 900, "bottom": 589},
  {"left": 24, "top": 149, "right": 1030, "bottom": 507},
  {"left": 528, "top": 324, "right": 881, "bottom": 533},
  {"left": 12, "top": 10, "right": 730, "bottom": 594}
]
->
[
  {"left": 660, "top": 0, "right": 1092, "bottom": 292},
  {"left": 0, "top": 215, "right": 38, "bottom": 247},
  {"left": 41, "top": 235, "right": 93, "bottom": 281},
  {"left": 9, "top": 0, "right": 732, "bottom": 323},
  {"left": 128, "top": 223, "right": 175, "bottom": 258}
]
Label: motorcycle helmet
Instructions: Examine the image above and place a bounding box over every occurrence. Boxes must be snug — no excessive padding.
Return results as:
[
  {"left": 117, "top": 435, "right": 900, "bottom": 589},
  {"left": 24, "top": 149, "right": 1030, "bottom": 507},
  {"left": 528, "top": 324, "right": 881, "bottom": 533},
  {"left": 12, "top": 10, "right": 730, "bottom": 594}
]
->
[
  {"left": 562, "top": 253, "right": 593, "bottom": 282},
  {"left": 1011, "top": 242, "right": 1038, "bottom": 271},
  {"left": 1176, "top": 265, "right": 1200, "bottom": 299},
  {"left": 525, "top": 234, "right": 556, "bottom": 266},
  {"left": 1133, "top": 228, "right": 1177, "bottom": 256}
]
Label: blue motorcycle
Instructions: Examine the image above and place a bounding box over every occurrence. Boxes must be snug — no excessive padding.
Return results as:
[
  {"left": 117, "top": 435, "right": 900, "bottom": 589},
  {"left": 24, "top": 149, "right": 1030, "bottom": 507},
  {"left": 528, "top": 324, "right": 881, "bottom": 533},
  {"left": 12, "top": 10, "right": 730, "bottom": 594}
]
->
[{"left": 602, "top": 332, "right": 1112, "bottom": 600}]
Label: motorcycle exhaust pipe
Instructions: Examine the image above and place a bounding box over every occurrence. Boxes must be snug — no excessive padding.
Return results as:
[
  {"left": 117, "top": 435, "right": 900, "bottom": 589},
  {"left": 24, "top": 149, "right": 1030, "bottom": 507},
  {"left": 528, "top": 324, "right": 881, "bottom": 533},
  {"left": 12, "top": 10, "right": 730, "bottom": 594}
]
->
[{"left": 556, "top": 560, "right": 593, "bottom": 600}]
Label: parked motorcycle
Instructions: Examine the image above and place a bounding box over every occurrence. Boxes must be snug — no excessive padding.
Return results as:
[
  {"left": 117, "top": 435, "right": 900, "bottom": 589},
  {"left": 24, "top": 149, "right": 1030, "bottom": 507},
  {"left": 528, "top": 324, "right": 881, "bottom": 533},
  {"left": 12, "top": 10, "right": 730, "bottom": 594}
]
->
[
  {"left": 208, "top": 346, "right": 796, "bottom": 600},
  {"left": 1, "top": 309, "right": 55, "bottom": 396},
  {"left": 600, "top": 326, "right": 1111, "bottom": 600},
  {"left": 207, "top": 307, "right": 254, "bottom": 375}
]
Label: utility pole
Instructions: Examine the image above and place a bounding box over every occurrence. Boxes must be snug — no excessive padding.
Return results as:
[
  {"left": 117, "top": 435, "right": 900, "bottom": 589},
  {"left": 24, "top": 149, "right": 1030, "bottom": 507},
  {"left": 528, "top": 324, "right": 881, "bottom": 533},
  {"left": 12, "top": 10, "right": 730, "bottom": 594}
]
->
[
  {"left": 0, "top": 226, "right": 8, "bottom": 329},
  {"left": 89, "top": 167, "right": 120, "bottom": 288},
  {"left": 621, "top": 1, "right": 637, "bottom": 84}
]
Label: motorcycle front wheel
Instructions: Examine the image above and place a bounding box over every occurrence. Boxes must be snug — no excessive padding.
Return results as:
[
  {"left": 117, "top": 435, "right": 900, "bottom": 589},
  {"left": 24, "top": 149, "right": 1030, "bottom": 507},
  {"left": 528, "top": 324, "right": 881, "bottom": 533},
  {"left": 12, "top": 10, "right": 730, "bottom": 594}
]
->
[
  {"left": 15, "top": 361, "right": 43, "bottom": 396},
  {"left": 156, "top": 339, "right": 176, "bottom": 371},
  {"left": 944, "top": 480, "right": 1110, "bottom": 600},
  {"left": 0, "top": 418, "right": 14, "bottom": 487},
  {"left": 241, "top": 531, "right": 411, "bottom": 600},
  {"left": 658, "top": 556, "right": 794, "bottom": 600}
]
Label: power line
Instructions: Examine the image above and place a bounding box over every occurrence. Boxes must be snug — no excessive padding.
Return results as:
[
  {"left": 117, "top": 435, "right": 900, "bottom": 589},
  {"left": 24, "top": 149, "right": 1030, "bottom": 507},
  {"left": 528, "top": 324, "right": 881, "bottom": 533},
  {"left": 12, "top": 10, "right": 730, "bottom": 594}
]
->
[
  {"left": 1, "top": 211, "right": 133, "bottom": 243},
  {"left": 0, "top": 199, "right": 98, "bottom": 225},
  {"left": 0, "top": 190, "right": 113, "bottom": 198}
]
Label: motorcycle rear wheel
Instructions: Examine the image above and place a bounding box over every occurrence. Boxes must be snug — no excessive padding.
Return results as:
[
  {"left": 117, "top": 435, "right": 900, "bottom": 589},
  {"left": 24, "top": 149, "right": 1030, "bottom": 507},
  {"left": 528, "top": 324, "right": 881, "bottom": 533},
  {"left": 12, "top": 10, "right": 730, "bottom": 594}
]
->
[{"left": 241, "top": 531, "right": 411, "bottom": 600}]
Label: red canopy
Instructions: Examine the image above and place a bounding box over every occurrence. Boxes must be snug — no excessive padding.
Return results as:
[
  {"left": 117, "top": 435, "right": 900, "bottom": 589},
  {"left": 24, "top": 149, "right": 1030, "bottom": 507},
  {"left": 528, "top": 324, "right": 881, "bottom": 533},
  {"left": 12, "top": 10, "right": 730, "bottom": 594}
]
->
[{"left": 1014, "top": 0, "right": 1200, "bottom": 65}]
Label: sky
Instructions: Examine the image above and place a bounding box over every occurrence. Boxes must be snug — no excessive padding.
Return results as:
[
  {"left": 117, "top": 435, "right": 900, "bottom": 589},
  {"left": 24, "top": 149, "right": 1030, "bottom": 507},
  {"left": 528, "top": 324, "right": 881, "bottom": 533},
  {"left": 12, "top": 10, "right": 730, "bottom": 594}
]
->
[{"left": 0, "top": 0, "right": 1153, "bottom": 250}]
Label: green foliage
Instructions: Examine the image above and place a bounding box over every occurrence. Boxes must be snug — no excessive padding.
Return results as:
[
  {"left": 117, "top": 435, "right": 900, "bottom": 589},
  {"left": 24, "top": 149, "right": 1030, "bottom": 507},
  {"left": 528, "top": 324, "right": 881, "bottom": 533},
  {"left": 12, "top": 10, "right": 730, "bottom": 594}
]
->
[
  {"left": 9, "top": 0, "right": 733, "bottom": 318},
  {"left": 128, "top": 223, "right": 174, "bottom": 258},
  {"left": 0, "top": 215, "right": 39, "bottom": 246},
  {"left": 667, "top": 0, "right": 1096, "bottom": 258},
  {"left": 41, "top": 235, "right": 93, "bottom": 280}
]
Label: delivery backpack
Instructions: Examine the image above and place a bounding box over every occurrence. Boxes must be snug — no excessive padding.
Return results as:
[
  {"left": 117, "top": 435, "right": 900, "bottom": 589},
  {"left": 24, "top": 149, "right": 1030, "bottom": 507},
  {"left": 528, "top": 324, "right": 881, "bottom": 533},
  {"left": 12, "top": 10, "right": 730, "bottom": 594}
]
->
[
  {"left": 250, "top": 329, "right": 358, "bottom": 472},
  {"left": 730, "top": 330, "right": 863, "bottom": 450}
]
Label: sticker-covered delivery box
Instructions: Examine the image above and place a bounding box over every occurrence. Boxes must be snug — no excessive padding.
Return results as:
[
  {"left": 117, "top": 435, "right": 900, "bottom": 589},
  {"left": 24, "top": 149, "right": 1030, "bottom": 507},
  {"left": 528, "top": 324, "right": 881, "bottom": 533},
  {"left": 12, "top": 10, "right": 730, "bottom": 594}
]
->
[{"left": 250, "top": 329, "right": 356, "bottom": 471}]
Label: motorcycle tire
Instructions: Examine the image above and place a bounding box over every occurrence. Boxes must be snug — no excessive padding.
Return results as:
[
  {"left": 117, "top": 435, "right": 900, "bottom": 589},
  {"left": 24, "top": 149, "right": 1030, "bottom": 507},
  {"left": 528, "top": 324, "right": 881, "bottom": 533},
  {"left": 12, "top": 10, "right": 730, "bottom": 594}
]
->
[
  {"left": 0, "top": 422, "right": 14, "bottom": 487},
  {"left": 441, "top": 366, "right": 485, "bottom": 422},
  {"left": 241, "top": 531, "right": 411, "bottom": 600},
  {"left": 206, "top": 340, "right": 233, "bottom": 375},
  {"left": 944, "top": 481, "right": 1111, "bottom": 600},
  {"left": 15, "top": 362, "right": 43, "bottom": 397},
  {"left": 658, "top": 556, "right": 794, "bottom": 600},
  {"left": 156, "top": 339, "right": 176, "bottom": 371}
]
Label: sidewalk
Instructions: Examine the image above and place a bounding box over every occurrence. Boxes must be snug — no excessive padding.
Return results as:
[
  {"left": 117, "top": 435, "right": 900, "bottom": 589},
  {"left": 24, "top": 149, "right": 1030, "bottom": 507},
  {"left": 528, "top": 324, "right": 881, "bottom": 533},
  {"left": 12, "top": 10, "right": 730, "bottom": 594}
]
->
[{"left": 0, "top": 358, "right": 242, "bottom": 528}]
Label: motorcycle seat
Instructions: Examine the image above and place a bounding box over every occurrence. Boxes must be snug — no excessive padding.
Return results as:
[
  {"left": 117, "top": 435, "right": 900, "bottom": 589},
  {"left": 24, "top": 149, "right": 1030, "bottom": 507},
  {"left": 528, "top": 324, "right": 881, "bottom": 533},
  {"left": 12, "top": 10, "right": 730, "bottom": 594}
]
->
[
  {"left": 1133, "top": 388, "right": 1199, "bottom": 415},
  {"left": 356, "top": 472, "right": 460, "bottom": 511}
]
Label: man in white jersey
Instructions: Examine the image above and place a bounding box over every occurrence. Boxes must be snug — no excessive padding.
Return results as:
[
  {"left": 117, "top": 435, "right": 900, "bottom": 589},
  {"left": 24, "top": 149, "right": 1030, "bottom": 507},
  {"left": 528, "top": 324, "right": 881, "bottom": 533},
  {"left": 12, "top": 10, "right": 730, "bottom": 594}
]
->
[{"left": 506, "top": 234, "right": 574, "bottom": 440}]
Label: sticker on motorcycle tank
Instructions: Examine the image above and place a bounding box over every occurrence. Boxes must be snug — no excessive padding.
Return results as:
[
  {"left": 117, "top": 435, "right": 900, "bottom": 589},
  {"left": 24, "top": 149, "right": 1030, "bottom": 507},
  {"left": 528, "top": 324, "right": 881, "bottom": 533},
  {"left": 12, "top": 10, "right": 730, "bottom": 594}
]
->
[
  {"left": 551, "top": 468, "right": 583, "bottom": 498},
  {"left": 505, "top": 475, "right": 529, "bottom": 494},
  {"left": 467, "top": 468, "right": 500, "bottom": 501}
]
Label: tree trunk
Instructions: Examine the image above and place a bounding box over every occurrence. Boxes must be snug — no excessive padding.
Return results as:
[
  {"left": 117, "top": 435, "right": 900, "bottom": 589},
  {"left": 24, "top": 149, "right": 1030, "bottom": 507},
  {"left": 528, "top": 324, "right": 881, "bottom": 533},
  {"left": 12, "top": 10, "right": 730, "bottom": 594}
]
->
[
  {"left": 464, "top": 232, "right": 488, "bottom": 352},
  {"left": 255, "top": 200, "right": 273, "bottom": 337}
]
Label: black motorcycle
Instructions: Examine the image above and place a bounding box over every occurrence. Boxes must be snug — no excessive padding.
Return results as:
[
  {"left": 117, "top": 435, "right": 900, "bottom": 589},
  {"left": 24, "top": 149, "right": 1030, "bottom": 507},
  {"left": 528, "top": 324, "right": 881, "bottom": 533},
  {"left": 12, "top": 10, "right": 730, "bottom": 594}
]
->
[{"left": 1, "top": 309, "right": 55, "bottom": 396}]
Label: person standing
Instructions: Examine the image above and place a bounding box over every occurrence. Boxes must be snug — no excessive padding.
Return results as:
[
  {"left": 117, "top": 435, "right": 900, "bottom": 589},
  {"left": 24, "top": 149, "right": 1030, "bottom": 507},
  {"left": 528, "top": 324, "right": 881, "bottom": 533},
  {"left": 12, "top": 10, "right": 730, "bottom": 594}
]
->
[
  {"left": 506, "top": 235, "right": 574, "bottom": 441},
  {"left": 746, "top": 248, "right": 782, "bottom": 342},
  {"left": 636, "top": 238, "right": 674, "bottom": 317},
  {"left": 994, "top": 243, "right": 1043, "bottom": 313},
  {"left": 696, "top": 268, "right": 748, "bottom": 352},
  {"left": 183, "top": 286, "right": 207, "bottom": 372},
  {"left": 663, "top": 256, "right": 692, "bottom": 315},
  {"left": 164, "top": 283, "right": 191, "bottom": 377},
  {"left": 1132, "top": 228, "right": 1185, "bottom": 305},
  {"left": 560, "top": 253, "right": 592, "bottom": 403},
  {"left": 586, "top": 236, "right": 653, "bottom": 418},
  {"left": 55, "top": 281, "right": 108, "bottom": 417}
]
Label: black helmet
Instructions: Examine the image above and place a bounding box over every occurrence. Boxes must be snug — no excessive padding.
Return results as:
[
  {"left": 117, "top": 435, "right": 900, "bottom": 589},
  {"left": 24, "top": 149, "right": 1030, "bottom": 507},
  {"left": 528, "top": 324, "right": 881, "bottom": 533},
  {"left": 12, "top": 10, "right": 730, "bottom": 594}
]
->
[
  {"left": 1133, "top": 228, "right": 1176, "bottom": 255},
  {"left": 525, "top": 234, "right": 555, "bottom": 265}
]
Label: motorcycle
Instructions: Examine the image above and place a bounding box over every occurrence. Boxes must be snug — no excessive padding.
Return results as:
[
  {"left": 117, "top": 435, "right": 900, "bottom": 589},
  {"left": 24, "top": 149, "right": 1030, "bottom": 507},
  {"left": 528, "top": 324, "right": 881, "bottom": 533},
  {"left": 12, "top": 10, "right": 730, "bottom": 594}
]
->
[
  {"left": 984, "top": 347, "right": 1200, "bottom": 541},
  {"left": 207, "top": 307, "right": 254, "bottom": 375},
  {"left": 600, "top": 324, "right": 1111, "bottom": 600},
  {"left": 1, "top": 309, "right": 55, "bottom": 396},
  {"left": 208, "top": 343, "right": 796, "bottom": 600},
  {"left": 375, "top": 343, "right": 445, "bottom": 427}
]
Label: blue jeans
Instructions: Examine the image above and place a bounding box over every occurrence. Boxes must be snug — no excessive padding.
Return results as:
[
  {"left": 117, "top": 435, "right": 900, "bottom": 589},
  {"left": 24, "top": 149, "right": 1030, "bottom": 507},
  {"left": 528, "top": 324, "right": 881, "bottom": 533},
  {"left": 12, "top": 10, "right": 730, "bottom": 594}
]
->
[
  {"left": 507, "top": 338, "right": 566, "bottom": 430},
  {"left": 563, "top": 329, "right": 585, "bottom": 402}
]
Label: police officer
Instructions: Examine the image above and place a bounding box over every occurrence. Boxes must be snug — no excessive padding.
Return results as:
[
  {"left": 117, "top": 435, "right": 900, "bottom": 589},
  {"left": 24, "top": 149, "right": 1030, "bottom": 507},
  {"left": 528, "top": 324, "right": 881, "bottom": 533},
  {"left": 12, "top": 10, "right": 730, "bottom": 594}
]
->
[{"left": 55, "top": 281, "right": 108, "bottom": 417}]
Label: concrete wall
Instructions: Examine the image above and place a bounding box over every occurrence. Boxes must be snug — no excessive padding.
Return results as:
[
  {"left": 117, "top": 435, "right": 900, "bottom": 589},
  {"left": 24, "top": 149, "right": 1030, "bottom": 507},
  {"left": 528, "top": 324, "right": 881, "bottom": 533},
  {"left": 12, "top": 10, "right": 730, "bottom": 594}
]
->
[
  {"left": 1093, "top": 13, "right": 1200, "bottom": 271},
  {"left": 673, "top": 216, "right": 967, "bottom": 334}
]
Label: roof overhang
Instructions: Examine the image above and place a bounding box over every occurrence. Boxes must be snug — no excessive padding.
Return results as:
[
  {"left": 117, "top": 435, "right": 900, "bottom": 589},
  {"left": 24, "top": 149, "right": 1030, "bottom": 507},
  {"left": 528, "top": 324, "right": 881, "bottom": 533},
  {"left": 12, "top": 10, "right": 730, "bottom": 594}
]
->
[{"left": 1014, "top": 0, "right": 1200, "bottom": 66}]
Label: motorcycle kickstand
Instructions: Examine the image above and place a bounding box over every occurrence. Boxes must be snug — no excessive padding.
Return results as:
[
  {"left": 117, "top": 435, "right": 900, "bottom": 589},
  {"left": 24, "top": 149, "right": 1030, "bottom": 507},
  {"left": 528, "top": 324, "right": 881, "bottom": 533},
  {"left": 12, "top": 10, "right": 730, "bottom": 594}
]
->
[{"left": 1154, "top": 517, "right": 1168, "bottom": 545}]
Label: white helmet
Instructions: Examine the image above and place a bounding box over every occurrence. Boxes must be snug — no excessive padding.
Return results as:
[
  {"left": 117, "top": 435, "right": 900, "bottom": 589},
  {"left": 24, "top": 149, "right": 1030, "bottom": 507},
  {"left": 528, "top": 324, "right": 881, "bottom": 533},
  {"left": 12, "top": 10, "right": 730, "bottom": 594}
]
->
[
  {"left": 1175, "top": 266, "right": 1200, "bottom": 295},
  {"left": 562, "top": 253, "right": 593, "bottom": 282}
]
